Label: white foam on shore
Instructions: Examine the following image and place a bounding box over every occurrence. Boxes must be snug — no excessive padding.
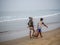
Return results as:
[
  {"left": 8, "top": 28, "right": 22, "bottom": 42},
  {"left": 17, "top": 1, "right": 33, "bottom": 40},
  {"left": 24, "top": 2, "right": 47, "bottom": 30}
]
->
[{"left": 0, "top": 13, "right": 60, "bottom": 22}]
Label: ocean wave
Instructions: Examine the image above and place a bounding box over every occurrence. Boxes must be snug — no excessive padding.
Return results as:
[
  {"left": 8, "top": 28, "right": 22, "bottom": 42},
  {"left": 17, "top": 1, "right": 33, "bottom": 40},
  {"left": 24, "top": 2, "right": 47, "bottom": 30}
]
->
[{"left": 0, "top": 13, "right": 60, "bottom": 22}]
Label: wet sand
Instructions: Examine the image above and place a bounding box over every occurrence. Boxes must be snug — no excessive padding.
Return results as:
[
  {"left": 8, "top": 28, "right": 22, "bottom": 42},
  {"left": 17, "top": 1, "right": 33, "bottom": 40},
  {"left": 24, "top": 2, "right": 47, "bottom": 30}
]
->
[{"left": 0, "top": 28, "right": 60, "bottom": 45}]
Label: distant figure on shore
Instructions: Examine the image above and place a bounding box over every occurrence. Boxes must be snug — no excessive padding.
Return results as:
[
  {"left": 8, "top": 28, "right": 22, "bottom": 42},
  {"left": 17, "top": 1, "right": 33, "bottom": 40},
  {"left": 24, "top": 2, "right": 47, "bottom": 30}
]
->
[
  {"left": 28, "top": 17, "right": 35, "bottom": 39},
  {"left": 33, "top": 18, "right": 48, "bottom": 38}
]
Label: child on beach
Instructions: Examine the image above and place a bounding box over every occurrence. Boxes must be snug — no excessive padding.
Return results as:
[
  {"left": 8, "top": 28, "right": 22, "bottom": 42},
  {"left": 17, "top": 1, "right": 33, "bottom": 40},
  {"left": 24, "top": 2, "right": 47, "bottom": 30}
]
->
[
  {"left": 33, "top": 18, "right": 48, "bottom": 38},
  {"left": 37, "top": 18, "right": 48, "bottom": 38},
  {"left": 28, "top": 17, "right": 35, "bottom": 39}
]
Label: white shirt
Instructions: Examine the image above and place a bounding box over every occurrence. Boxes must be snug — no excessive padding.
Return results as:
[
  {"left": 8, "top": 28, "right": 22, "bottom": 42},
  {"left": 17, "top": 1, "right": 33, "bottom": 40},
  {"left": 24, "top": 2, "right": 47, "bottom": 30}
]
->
[{"left": 37, "top": 21, "right": 43, "bottom": 29}]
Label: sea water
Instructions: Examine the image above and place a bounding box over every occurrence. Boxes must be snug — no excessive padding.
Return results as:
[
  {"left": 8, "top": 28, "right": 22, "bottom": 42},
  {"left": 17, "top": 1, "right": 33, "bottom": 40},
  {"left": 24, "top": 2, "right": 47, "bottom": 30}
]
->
[
  {"left": 0, "top": 10, "right": 60, "bottom": 42},
  {"left": 0, "top": 9, "right": 60, "bottom": 21}
]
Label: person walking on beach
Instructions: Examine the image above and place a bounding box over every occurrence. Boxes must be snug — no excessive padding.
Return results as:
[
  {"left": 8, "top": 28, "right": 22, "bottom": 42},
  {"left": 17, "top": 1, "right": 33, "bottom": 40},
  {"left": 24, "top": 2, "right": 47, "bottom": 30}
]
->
[
  {"left": 28, "top": 17, "right": 35, "bottom": 39},
  {"left": 36, "top": 18, "right": 48, "bottom": 38}
]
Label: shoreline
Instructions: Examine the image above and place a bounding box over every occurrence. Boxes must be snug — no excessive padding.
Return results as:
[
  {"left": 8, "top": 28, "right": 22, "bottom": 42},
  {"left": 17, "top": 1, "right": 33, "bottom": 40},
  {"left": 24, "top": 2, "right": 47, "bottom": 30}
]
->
[{"left": 0, "top": 28, "right": 60, "bottom": 45}]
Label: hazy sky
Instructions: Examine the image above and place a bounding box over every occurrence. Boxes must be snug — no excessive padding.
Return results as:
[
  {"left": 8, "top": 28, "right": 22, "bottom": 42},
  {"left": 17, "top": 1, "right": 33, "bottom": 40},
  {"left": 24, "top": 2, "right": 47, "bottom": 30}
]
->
[{"left": 0, "top": 0, "right": 60, "bottom": 11}]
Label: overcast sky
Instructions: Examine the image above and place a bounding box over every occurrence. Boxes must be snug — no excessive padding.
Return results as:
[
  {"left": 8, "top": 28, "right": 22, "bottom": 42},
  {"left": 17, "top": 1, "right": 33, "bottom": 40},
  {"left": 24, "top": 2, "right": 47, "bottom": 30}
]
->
[{"left": 0, "top": 0, "right": 60, "bottom": 11}]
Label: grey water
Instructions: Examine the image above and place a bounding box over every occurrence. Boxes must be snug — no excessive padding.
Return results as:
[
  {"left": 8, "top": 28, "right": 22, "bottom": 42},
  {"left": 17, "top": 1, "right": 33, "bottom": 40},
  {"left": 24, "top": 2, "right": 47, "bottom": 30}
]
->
[
  {"left": 0, "top": 9, "right": 60, "bottom": 42},
  {"left": 0, "top": 9, "right": 60, "bottom": 21}
]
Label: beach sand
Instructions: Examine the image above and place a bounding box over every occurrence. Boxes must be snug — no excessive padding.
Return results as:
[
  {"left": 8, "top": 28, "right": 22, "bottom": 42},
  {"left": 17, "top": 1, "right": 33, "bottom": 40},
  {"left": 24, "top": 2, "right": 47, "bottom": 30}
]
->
[{"left": 0, "top": 28, "right": 60, "bottom": 45}]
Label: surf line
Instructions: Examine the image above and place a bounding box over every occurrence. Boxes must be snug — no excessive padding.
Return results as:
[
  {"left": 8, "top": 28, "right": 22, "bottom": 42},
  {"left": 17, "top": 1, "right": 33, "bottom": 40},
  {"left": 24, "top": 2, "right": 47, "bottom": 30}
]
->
[{"left": 0, "top": 13, "right": 60, "bottom": 22}]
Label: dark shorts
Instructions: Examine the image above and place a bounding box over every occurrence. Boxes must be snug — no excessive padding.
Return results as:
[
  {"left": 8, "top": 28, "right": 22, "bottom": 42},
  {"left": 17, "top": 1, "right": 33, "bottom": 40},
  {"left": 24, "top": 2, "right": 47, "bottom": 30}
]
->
[{"left": 37, "top": 29, "right": 41, "bottom": 32}]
